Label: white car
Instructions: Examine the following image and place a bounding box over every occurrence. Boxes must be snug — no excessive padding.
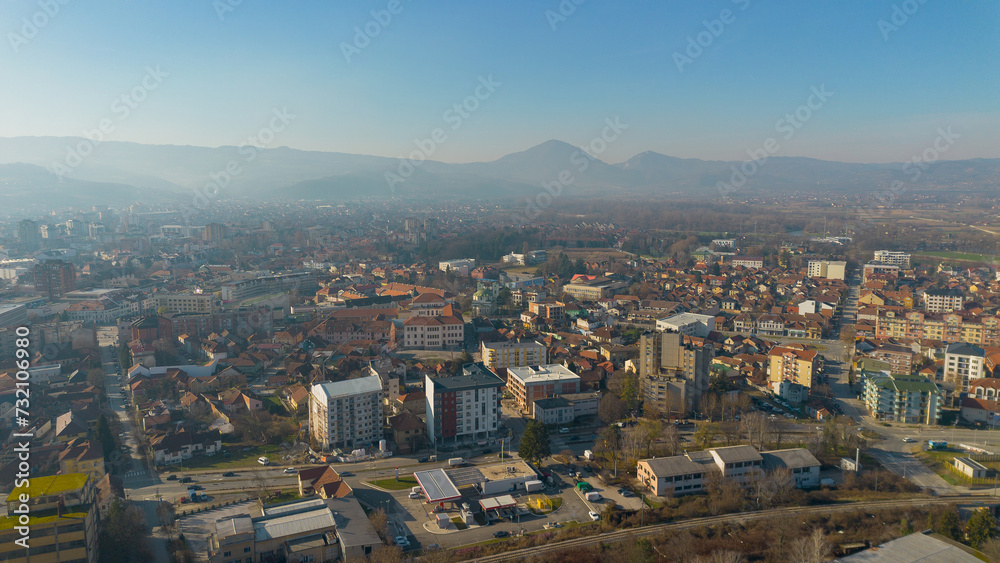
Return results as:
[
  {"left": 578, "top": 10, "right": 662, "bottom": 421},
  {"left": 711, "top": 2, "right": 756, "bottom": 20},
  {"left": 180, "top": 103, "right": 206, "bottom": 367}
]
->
[
  {"left": 394, "top": 536, "right": 410, "bottom": 548},
  {"left": 588, "top": 511, "right": 601, "bottom": 521},
  {"left": 283, "top": 467, "right": 297, "bottom": 474},
  {"left": 408, "top": 492, "right": 421, "bottom": 499},
  {"left": 902, "top": 437, "right": 916, "bottom": 443}
]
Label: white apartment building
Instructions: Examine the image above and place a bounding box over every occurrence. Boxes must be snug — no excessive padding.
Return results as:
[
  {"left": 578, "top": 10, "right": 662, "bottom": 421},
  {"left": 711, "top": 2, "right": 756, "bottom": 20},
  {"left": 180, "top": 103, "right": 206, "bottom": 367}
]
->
[
  {"left": 438, "top": 259, "right": 476, "bottom": 276},
  {"left": 922, "top": 288, "right": 966, "bottom": 313},
  {"left": 944, "top": 342, "right": 986, "bottom": 394},
  {"left": 807, "top": 260, "right": 846, "bottom": 280},
  {"left": 656, "top": 313, "right": 716, "bottom": 338},
  {"left": 873, "top": 250, "right": 911, "bottom": 269},
  {"left": 480, "top": 339, "right": 547, "bottom": 369},
  {"left": 309, "top": 376, "right": 383, "bottom": 451}
]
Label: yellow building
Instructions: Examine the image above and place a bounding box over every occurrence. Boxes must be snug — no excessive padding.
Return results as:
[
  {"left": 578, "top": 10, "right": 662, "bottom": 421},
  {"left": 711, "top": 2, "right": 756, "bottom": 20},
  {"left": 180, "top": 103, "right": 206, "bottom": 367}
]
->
[
  {"left": 57, "top": 439, "right": 105, "bottom": 481},
  {"left": 768, "top": 346, "right": 819, "bottom": 388},
  {"left": 0, "top": 473, "right": 98, "bottom": 563}
]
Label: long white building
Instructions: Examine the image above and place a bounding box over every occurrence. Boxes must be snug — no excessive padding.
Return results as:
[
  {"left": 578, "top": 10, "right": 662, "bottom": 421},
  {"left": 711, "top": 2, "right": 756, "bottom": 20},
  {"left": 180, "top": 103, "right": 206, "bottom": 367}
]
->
[
  {"left": 873, "top": 250, "right": 911, "bottom": 269},
  {"left": 309, "top": 376, "right": 383, "bottom": 451}
]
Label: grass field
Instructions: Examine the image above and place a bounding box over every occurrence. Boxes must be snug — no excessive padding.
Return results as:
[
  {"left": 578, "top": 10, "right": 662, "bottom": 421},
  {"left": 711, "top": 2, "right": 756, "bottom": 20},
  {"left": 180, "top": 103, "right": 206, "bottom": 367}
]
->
[
  {"left": 913, "top": 251, "right": 997, "bottom": 263},
  {"left": 166, "top": 443, "right": 281, "bottom": 472},
  {"left": 915, "top": 449, "right": 964, "bottom": 485},
  {"left": 368, "top": 476, "right": 419, "bottom": 490}
]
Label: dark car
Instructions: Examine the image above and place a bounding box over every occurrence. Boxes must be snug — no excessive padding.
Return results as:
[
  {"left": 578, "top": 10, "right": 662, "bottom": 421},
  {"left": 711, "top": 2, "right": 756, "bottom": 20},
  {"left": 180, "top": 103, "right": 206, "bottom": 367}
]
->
[
  {"left": 187, "top": 484, "right": 204, "bottom": 491},
  {"left": 179, "top": 477, "right": 193, "bottom": 483},
  {"left": 481, "top": 449, "right": 492, "bottom": 455},
  {"left": 567, "top": 436, "right": 579, "bottom": 442},
  {"left": 166, "top": 475, "right": 178, "bottom": 481},
  {"left": 222, "top": 471, "right": 236, "bottom": 477},
  {"left": 493, "top": 531, "right": 510, "bottom": 538},
  {"left": 417, "top": 457, "right": 429, "bottom": 463},
  {"left": 340, "top": 471, "right": 354, "bottom": 477}
]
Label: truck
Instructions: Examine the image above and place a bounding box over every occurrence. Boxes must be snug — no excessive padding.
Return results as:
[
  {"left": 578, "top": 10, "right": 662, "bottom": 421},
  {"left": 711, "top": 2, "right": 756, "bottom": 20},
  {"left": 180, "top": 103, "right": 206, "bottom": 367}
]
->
[
  {"left": 585, "top": 491, "right": 602, "bottom": 502},
  {"left": 448, "top": 457, "right": 465, "bottom": 467},
  {"left": 411, "top": 486, "right": 422, "bottom": 495},
  {"left": 524, "top": 480, "right": 544, "bottom": 493},
  {"left": 928, "top": 440, "right": 948, "bottom": 450},
  {"left": 583, "top": 449, "right": 595, "bottom": 461}
]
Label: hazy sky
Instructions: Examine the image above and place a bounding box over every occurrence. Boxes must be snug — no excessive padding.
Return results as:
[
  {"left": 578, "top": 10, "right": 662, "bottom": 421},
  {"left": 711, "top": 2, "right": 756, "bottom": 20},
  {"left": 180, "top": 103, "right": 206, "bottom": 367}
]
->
[{"left": 1, "top": 1, "right": 997, "bottom": 164}]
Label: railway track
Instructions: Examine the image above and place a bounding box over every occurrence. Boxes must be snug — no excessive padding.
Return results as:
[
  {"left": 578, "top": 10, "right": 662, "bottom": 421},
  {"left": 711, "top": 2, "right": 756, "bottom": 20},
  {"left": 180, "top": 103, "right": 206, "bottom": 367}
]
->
[{"left": 470, "top": 496, "right": 974, "bottom": 562}]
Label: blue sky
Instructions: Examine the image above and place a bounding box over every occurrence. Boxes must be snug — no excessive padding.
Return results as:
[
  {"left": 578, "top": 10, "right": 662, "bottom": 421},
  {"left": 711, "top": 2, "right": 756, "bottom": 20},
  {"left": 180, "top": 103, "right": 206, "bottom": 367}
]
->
[{"left": 1, "top": 0, "right": 997, "bottom": 163}]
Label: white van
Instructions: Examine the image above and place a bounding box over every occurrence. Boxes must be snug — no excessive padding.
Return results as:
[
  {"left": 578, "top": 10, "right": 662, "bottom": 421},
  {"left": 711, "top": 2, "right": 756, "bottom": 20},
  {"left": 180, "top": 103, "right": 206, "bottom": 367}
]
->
[{"left": 258, "top": 456, "right": 269, "bottom": 465}]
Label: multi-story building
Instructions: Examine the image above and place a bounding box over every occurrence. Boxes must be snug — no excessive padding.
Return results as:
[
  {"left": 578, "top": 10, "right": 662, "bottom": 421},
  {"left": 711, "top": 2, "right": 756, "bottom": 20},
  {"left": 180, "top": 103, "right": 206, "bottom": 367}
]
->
[
  {"left": 309, "top": 376, "right": 383, "bottom": 451},
  {"left": 0, "top": 473, "right": 99, "bottom": 563},
  {"left": 506, "top": 364, "right": 581, "bottom": 413},
  {"left": 863, "top": 262, "right": 900, "bottom": 282},
  {"left": 480, "top": 339, "right": 547, "bottom": 369},
  {"left": 16, "top": 219, "right": 41, "bottom": 251},
  {"left": 639, "top": 332, "right": 712, "bottom": 415},
  {"left": 655, "top": 312, "right": 716, "bottom": 338},
  {"left": 562, "top": 276, "right": 628, "bottom": 302},
  {"left": 157, "top": 307, "right": 273, "bottom": 339},
  {"left": 402, "top": 314, "right": 465, "bottom": 349},
  {"left": 868, "top": 343, "right": 915, "bottom": 375},
  {"left": 943, "top": 342, "right": 986, "bottom": 394},
  {"left": 875, "top": 310, "right": 1000, "bottom": 347},
  {"left": 425, "top": 363, "right": 504, "bottom": 446},
  {"left": 220, "top": 272, "right": 315, "bottom": 302},
  {"left": 862, "top": 373, "right": 942, "bottom": 424},
  {"left": 730, "top": 257, "right": 764, "bottom": 269},
  {"left": 438, "top": 259, "right": 476, "bottom": 276},
  {"left": 155, "top": 292, "right": 214, "bottom": 314},
  {"left": 637, "top": 445, "right": 820, "bottom": 496},
  {"left": 807, "top": 260, "right": 847, "bottom": 280},
  {"left": 922, "top": 288, "right": 965, "bottom": 313},
  {"left": 34, "top": 259, "right": 76, "bottom": 300},
  {"left": 873, "top": 250, "right": 911, "bottom": 269},
  {"left": 767, "top": 346, "right": 819, "bottom": 389},
  {"left": 0, "top": 304, "right": 28, "bottom": 329},
  {"left": 528, "top": 301, "right": 565, "bottom": 324}
]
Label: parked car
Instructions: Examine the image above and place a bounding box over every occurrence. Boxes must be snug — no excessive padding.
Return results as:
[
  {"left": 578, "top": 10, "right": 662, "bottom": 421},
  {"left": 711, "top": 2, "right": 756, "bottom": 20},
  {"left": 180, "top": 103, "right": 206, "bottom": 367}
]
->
[
  {"left": 417, "top": 457, "right": 429, "bottom": 463},
  {"left": 179, "top": 477, "right": 193, "bottom": 483},
  {"left": 408, "top": 492, "right": 421, "bottom": 499},
  {"left": 588, "top": 511, "right": 601, "bottom": 521},
  {"left": 340, "top": 471, "right": 354, "bottom": 477},
  {"left": 493, "top": 531, "right": 510, "bottom": 538},
  {"left": 283, "top": 467, "right": 297, "bottom": 474},
  {"left": 394, "top": 536, "right": 410, "bottom": 548},
  {"left": 559, "top": 428, "right": 570, "bottom": 434}
]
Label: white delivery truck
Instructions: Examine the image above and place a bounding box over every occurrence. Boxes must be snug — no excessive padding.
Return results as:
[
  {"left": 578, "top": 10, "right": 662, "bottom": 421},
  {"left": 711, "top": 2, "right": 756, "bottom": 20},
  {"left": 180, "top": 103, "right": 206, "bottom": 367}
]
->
[
  {"left": 448, "top": 457, "right": 465, "bottom": 467},
  {"left": 585, "top": 491, "right": 602, "bottom": 502},
  {"left": 583, "top": 450, "right": 595, "bottom": 461},
  {"left": 524, "top": 480, "right": 544, "bottom": 493}
]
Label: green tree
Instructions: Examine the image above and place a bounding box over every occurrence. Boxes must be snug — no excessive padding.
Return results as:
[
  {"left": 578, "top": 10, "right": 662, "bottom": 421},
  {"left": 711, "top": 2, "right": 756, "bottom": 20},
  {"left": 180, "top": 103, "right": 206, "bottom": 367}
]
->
[
  {"left": 95, "top": 414, "right": 115, "bottom": 460},
  {"left": 518, "top": 420, "right": 550, "bottom": 466},
  {"left": 936, "top": 509, "right": 962, "bottom": 540},
  {"left": 966, "top": 508, "right": 998, "bottom": 548}
]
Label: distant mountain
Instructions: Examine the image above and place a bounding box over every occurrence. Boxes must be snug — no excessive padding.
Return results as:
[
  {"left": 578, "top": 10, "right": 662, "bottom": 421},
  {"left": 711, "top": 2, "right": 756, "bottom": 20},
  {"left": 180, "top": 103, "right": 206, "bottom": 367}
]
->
[{"left": 0, "top": 136, "right": 997, "bottom": 205}]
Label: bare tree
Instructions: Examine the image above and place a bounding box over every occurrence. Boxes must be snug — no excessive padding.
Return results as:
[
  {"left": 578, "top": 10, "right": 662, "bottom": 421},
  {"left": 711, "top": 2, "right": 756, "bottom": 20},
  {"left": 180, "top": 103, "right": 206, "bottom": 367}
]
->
[
  {"left": 248, "top": 466, "right": 272, "bottom": 502},
  {"left": 659, "top": 424, "right": 681, "bottom": 457},
  {"left": 366, "top": 544, "right": 403, "bottom": 563},
  {"left": 156, "top": 501, "right": 176, "bottom": 541},
  {"left": 739, "top": 411, "right": 771, "bottom": 449},
  {"left": 703, "top": 393, "right": 719, "bottom": 422},
  {"left": 368, "top": 508, "right": 389, "bottom": 543},
  {"left": 786, "top": 528, "right": 831, "bottom": 563}
]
